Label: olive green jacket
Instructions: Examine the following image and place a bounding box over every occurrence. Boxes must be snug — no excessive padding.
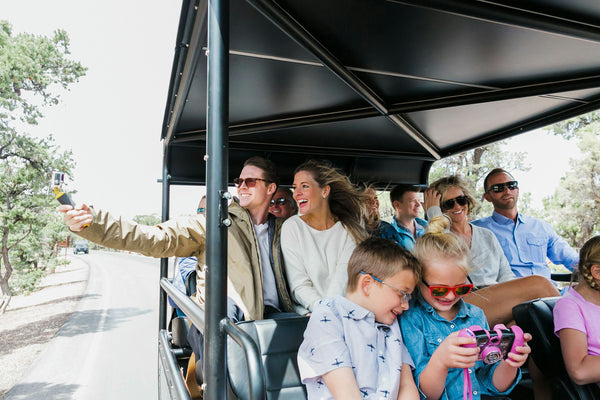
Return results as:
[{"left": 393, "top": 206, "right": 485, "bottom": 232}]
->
[{"left": 77, "top": 201, "right": 294, "bottom": 320}]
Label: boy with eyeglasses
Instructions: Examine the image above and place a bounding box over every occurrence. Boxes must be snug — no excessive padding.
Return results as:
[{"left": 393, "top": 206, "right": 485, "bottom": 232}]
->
[
  {"left": 298, "top": 237, "right": 421, "bottom": 400},
  {"left": 471, "top": 168, "right": 578, "bottom": 280}
]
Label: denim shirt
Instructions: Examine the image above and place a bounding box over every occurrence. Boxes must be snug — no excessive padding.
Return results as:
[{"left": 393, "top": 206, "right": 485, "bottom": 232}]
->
[
  {"left": 472, "top": 211, "right": 578, "bottom": 279},
  {"left": 400, "top": 295, "right": 521, "bottom": 400},
  {"left": 379, "top": 216, "right": 427, "bottom": 252}
]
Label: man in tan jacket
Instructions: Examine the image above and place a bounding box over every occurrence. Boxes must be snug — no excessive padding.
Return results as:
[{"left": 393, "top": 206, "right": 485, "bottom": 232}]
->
[{"left": 59, "top": 156, "right": 297, "bottom": 375}]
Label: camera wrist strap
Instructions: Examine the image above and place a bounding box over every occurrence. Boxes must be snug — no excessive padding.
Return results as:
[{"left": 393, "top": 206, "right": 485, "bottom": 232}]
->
[{"left": 463, "top": 368, "right": 472, "bottom": 400}]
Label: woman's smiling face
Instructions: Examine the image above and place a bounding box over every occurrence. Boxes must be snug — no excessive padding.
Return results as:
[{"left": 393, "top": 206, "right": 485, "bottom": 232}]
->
[
  {"left": 441, "top": 185, "right": 468, "bottom": 225},
  {"left": 292, "top": 170, "right": 327, "bottom": 215}
]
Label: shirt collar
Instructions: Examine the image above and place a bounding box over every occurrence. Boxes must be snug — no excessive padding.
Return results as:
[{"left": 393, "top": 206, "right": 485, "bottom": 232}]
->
[
  {"left": 491, "top": 210, "right": 525, "bottom": 225},
  {"left": 335, "top": 296, "right": 373, "bottom": 322}
]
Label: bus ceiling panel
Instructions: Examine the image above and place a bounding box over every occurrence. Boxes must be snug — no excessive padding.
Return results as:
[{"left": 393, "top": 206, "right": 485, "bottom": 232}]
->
[
  {"left": 225, "top": 115, "right": 432, "bottom": 156},
  {"left": 406, "top": 93, "right": 576, "bottom": 151},
  {"left": 275, "top": 0, "right": 600, "bottom": 88},
  {"left": 166, "top": 144, "right": 435, "bottom": 187}
]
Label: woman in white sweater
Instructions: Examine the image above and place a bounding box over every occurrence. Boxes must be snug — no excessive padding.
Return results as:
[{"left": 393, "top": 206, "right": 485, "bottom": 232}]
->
[{"left": 281, "top": 160, "right": 368, "bottom": 314}]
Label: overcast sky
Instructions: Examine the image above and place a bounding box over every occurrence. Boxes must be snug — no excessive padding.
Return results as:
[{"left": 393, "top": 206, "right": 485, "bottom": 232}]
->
[{"left": 2, "top": 1, "right": 581, "bottom": 219}]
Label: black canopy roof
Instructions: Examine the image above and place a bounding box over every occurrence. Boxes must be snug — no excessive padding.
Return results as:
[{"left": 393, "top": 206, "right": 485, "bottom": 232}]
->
[{"left": 161, "top": 0, "right": 600, "bottom": 187}]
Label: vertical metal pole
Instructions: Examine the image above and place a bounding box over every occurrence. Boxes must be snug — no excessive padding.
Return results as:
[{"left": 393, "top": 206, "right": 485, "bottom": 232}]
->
[
  {"left": 205, "top": 0, "right": 229, "bottom": 398},
  {"left": 159, "top": 158, "right": 171, "bottom": 330}
]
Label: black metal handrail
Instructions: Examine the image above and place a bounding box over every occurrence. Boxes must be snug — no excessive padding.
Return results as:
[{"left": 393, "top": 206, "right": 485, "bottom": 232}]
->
[
  {"left": 160, "top": 277, "right": 206, "bottom": 332},
  {"left": 221, "top": 318, "right": 266, "bottom": 400}
]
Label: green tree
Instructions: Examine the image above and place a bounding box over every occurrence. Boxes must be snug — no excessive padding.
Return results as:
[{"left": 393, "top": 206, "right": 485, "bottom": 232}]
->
[
  {"left": 133, "top": 213, "right": 162, "bottom": 226},
  {"left": 0, "top": 21, "right": 85, "bottom": 312},
  {"left": 543, "top": 128, "right": 600, "bottom": 248},
  {"left": 428, "top": 142, "right": 531, "bottom": 219}
]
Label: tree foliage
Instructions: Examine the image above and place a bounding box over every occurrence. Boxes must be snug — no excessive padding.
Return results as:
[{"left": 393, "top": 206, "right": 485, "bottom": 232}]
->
[
  {"left": 0, "top": 21, "right": 85, "bottom": 311},
  {"left": 543, "top": 113, "right": 600, "bottom": 248},
  {"left": 428, "top": 142, "right": 531, "bottom": 219},
  {"left": 133, "top": 214, "right": 162, "bottom": 226}
]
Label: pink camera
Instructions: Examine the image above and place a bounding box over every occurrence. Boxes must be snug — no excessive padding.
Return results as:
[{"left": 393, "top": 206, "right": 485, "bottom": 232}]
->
[{"left": 458, "top": 324, "right": 524, "bottom": 364}]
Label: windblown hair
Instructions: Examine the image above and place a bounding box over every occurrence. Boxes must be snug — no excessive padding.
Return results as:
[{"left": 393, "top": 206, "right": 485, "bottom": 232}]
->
[
  {"left": 295, "top": 160, "right": 368, "bottom": 243},
  {"left": 244, "top": 156, "right": 279, "bottom": 188},
  {"left": 576, "top": 235, "right": 600, "bottom": 291},
  {"left": 429, "top": 175, "right": 477, "bottom": 215},
  {"left": 483, "top": 168, "right": 515, "bottom": 192},
  {"left": 347, "top": 237, "right": 421, "bottom": 292},
  {"left": 413, "top": 215, "right": 472, "bottom": 275}
]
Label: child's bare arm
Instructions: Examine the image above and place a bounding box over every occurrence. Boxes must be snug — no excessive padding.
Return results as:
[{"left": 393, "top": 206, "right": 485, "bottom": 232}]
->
[
  {"left": 559, "top": 328, "right": 600, "bottom": 385},
  {"left": 418, "top": 332, "right": 478, "bottom": 399},
  {"left": 492, "top": 333, "right": 531, "bottom": 392},
  {"left": 322, "top": 367, "right": 363, "bottom": 400},
  {"left": 397, "top": 364, "right": 419, "bottom": 400}
]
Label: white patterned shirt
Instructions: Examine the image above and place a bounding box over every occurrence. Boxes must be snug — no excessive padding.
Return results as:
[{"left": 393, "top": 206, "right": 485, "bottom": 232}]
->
[{"left": 298, "top": 296, "right": 414, "bottom": 399}]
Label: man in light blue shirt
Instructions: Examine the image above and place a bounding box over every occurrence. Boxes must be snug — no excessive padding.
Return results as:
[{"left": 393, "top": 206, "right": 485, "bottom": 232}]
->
[
  {"left": 379, "top": 184, "right": 427, "bottom": 252},
  {"left": 472, "top": 168, "right": 578, "bottom": 280}
]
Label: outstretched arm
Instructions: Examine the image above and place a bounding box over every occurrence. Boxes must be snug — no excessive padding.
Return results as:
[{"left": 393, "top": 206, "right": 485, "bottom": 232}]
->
[{"left": 58, "top": 204, "right": 92, "bottom": 232}]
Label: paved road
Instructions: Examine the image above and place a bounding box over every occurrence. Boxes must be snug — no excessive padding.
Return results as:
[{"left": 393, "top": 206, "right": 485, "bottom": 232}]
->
[{"left": 6, "top": 251, "right": 163, "bottom": 400}]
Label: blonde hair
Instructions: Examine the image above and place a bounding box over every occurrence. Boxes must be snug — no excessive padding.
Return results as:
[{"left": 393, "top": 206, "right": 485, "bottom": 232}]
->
[
  {"left": 577, "top": 235, "right": 600, "bottom": 290},
  {"left": 347, "top": 237, "right": 422, "bottom": 292},
  {"left": 429, "top": 175, "right": 477, "bottom": 214},
  {"left": 413, "top": 215, "right": 472, "bottom": 275},
  {"left": 295, "top": 160, "right": 369, "bottom": 243}
]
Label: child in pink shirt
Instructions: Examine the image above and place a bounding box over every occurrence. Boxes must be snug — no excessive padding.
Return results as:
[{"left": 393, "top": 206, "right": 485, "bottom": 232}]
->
[{"left": 554, "top": 235, "right": 600, "bottom": 387}]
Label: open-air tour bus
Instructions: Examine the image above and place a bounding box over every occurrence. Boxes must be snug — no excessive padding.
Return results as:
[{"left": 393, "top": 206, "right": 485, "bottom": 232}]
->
[{"left": 157, "top": 1, "right": 600, "bottom": 399}]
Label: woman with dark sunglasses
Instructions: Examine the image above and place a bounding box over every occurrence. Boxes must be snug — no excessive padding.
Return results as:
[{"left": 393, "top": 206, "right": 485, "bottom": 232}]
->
[
  {"left": 424, "top": 176, "right": 559, "bottom": 328},
  {"left": 281, "top": 160, "right": 369, "bottom": 314}
]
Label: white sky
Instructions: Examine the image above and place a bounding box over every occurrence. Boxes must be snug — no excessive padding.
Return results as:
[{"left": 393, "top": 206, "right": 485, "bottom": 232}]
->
[{"left": 1, "top": 1, "right": 581, "bottom": 218}]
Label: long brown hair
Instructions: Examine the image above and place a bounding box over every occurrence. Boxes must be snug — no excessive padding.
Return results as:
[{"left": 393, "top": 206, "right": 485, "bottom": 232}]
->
[{"left": 294, "top": 160, "right": 369, "bottom": 243}]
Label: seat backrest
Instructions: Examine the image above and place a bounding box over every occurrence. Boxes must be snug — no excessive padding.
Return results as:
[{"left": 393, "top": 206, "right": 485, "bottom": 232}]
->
[
  {"left": 227, "top": 316, "right": 309, "bottom": 400},
  {"left": 512, "top": 297, "right": 600, "bottom": 400}
]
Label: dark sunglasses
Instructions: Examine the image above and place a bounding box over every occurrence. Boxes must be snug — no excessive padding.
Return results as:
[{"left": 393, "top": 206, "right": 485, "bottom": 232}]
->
[
  {"left": 270, "top": 198, "right": 289, "bottom": 206},
  {"left": 233, "top": 177, "right": 270, "bottom": 188},
  {"left": 486, "top": 180, "right": 518, "bottom": 193},
  {"left": 422, "top": 279, "right": 473, "bottom": 298},
  {"left": 441, "top": 195, "right": 468, "bottom": 210},
  {"left": 197, "top": 207, "right": 205, "bottom": 214}
]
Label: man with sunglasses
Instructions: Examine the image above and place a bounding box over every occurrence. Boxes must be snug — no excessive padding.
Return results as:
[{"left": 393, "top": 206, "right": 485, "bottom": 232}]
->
[
  {"left": 379, "top": 184, "right": 427, "bottom": 251},
  {"left": 59, "top": 156, "right": 298, "bottom": 388},
  {"left": 472, "top": 168, "right": 578, "bottom": 280},
  {"left": 268, "top": 187, "right": 297, "bottom": 220}
]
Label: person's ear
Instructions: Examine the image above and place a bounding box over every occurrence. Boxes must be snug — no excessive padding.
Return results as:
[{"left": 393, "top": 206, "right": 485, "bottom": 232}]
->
[
  {"left": 392, "top": 200, "right": 401, "bottom": 211},
  {"left": 322, "top": 185, "right": 330, "bottom": 199},
  {"left": 590, "top": 264, "right": 600, "bottom": 280},
  {"left": 267, "top": 182, "right": 277, "bottom": 196},
  {"left": 358, "top": 273, "right": 373, "bottom": 296},
  {"left": 483, "top": 192, "right": 492, "bottom": 203}
]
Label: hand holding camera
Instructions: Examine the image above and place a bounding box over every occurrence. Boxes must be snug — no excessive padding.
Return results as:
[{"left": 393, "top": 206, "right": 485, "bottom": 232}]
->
[{"left": 458, "top": 324, "right": 528, "bottom": 365}]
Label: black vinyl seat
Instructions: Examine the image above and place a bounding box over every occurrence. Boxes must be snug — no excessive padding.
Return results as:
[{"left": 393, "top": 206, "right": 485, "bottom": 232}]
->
[
  {"left": 226, "top": 316, "right": 309, "bottom": 400},
  {"left": 512, "top": 297, "right": 600, "bottom": 400}
]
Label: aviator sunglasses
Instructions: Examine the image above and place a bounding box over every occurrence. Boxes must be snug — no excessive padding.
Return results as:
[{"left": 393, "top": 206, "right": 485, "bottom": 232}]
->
[
  {"left": 360, "top": 270, "right": 412, "bottom": 303},
  {"left": 486, "top": 180, "right": 518, "bottom": 193},
  {"left": 233, "top": 177, "right": 270, "bottom": 188},
  {"left": 441, "top": 195, "right": 468, "bottom": 210},
  {"left": 422, "top": 279, "right": 473, "bottom": 298},
  {"left": 270, "top": 197, "right": 289, "bottom": 206}
]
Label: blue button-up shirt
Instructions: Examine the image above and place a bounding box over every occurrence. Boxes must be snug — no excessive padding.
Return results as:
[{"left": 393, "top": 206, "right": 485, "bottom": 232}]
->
[
  {"left": 472, "top": 211, "right": 578, "bottom": 279},
  {"left": 400, "top": 295, "right": 520, "bottom": 400},
  {"left": 169, "top": 256, "right": 197, "bottom": 315},
  {"left": 379, "top": 216, "right": 428, "bottom": 252}
]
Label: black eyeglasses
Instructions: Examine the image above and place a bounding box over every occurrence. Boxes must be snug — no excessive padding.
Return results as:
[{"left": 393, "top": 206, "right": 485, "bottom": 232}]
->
[
  {"left": 486, "top": 180, "right": 518, "bottom": 193},
  {"left": 233, "top": 177, "right": 270, "bottom": 188},
  {"left": 270, "top": 197, "right": 289, "bottom": 206},
  {"left": 442, "top": 195, "right": 468, "bottom": 210},
  {"left": 360, "top": 270, "right": 411, "bottom": 303}
]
